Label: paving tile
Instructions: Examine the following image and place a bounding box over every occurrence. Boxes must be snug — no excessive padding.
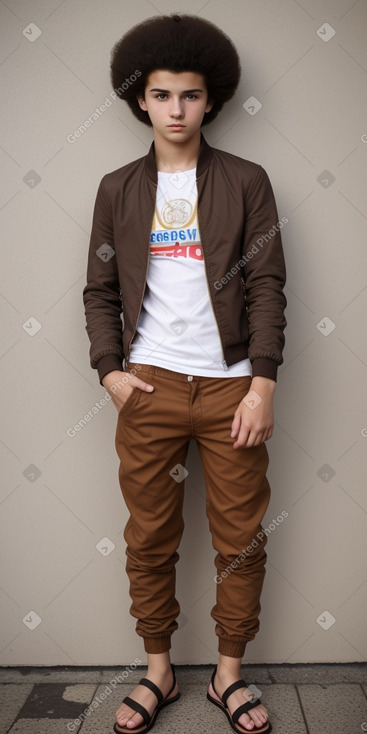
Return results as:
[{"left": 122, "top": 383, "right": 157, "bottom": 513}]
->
[
  {"left": 3, "top": 682, "right": 100, "bottom": 733},
  {"left": 13, "top": 682, "right": 97, "bottom": 721},
  {"left": 0, "top": 667, "right": 103, "bottom": 684},
  {"left": 268, "top": 662, "right": 367, "bottom": 685},
  {"left": 0, "top": 684, "right": 34, "bottom": 733},
  {"left": 255, "top": 683, "right": 307, "bottom": 733},
  {"left": 99, "top": 666, "right": 145, "bottom": 686},
  {"left": 297, "top": 683, "right": 367, "bottom": 734},
  {"left": 8, "top": 719, "right": 80, "bottom": 733}
]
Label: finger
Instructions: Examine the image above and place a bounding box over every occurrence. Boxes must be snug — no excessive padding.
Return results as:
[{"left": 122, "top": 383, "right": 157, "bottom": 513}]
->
[
  {"left": 250, "top": 429, "right": 267, "bottom": 446},
  {"left": 142, "top": 382, "right": 154, "bottom": 392},
  {"left": 233, "top": 424, "right": 251, "bottom": 448},
  {"left": 231, "top": 413, "right": 241, "bottom": 437},
  {"left": 242, "top": 426, "right": 262, "bottom": 448},
  {"left": 232, "top": 410, "right": 254, "bottom": 446},
  {"left": 127, "top": 376, "right": 154, "bottom": 392}
]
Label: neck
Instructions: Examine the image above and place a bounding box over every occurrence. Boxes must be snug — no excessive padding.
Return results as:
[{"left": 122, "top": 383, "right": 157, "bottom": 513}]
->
[{"left": 153, "top": 129, "right": 201, "bottom": 172}]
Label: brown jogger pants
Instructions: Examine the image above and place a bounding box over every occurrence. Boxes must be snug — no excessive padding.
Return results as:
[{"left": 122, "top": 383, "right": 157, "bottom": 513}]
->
[{"left": 114, "top": 361, "right": 271, "bottom": 658}]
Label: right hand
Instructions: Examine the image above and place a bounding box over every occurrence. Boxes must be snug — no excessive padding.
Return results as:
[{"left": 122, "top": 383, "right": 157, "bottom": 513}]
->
[{"left": 102, "top": 370, "right": 154, "bottom": 413}]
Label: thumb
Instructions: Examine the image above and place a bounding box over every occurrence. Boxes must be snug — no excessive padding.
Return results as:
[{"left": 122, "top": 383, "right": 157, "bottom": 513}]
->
[{"left": 136, "top": 378, "right": 154, "bottom": 392}]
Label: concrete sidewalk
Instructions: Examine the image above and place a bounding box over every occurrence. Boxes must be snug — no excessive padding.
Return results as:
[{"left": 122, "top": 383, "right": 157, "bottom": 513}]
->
[{"left": 1, "top": 663, "right": 366, "bottom": 733}]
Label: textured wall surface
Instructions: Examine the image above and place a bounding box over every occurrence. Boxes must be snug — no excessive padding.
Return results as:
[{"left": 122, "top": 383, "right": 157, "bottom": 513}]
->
[{"left": 0, "top": 0, "right": 366, "bottom": 666}]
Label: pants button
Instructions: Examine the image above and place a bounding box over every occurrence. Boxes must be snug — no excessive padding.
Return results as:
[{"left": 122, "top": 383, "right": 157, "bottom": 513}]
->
[{"left": 187, "top": 375, "right": 193, "bottom": 381}]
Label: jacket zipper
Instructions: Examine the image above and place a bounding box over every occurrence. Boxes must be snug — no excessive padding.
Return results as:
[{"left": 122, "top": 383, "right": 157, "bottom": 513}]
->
[
  {"left": 198, "top": 202, "right": 228, "bottom": 371},
  {"left": 126, "top": 220, "right": 152, "bottom": 363}
]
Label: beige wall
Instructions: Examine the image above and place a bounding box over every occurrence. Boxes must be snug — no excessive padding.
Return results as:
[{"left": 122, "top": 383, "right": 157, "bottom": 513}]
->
[{"left": 0, "top": 0, "right": 366, "bottom": 666}]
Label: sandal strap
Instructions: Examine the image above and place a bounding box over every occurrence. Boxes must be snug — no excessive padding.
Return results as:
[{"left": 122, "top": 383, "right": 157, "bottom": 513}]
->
[
  {"left": 138, "top": 663, "right": 177, "bottom": 703},
  {"left": 138, "top": 677, "right": 164, "bottom": 704},
  {"left": 232, "top": 697, "right": 262, "bottom": 723},
  {"left": 122, "top": 696, "right": 151, "bottom": 726},
  {"left": 221, "top": 678, "right": 248, "bottom": 707},
  {"left": 168, "top": 664, "right": 177, "bottom": 697}
]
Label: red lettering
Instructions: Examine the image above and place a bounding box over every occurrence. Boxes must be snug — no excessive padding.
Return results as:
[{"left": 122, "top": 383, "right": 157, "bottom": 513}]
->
[{"left": 188, "top": 245, "right": 203, "bottom": 260}]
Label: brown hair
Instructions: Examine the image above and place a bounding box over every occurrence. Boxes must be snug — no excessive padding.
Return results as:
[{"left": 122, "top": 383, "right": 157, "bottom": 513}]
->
[{"left": 110, "top": 13, "right": 241, "bottom": 126}]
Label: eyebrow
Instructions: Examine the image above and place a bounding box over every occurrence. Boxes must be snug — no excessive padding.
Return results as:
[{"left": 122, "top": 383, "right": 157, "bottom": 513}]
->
[{"left": 148, "top": 88, "right": 204, "bottom": 94}]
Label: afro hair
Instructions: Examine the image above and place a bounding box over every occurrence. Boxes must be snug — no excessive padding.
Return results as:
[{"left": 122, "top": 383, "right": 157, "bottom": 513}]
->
[{"left": 110, "top": 13, "right": 241, "bottom": 127}]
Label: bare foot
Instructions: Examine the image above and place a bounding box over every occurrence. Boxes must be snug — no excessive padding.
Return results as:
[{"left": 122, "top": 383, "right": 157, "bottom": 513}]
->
[
  {"left": 115, "top": 665, "right": 178, "bottom": 732},
  {"left": 209, "top": 666, "right": 269, "bottom": 732}
]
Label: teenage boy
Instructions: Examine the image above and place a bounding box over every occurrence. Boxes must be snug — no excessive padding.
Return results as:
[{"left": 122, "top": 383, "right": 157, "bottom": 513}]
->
[{"left": 83, "top": 13, "right": 286, "bottom": 734}]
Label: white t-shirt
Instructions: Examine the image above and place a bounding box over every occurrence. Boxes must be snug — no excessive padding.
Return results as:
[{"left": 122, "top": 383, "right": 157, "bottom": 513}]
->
[{"left": 129, "top": 168, "right": 251, "bottom": 377}]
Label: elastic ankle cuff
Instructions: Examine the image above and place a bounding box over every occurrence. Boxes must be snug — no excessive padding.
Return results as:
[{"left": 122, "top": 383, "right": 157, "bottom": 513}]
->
[
  {"left": 218, "top": 638, "right": 248, "bottom": 657},
  {"left": 143, "top": 635, "right": 172, "bottom": 653}
]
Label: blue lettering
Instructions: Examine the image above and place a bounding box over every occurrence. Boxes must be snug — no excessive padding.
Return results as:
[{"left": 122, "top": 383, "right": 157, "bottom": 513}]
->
[{"left": 151, "top": 228, "right": 199, "bottom": 243}]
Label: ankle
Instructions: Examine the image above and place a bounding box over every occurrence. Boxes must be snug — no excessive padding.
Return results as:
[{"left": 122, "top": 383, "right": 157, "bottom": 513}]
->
[
  {"left": 215, "top": 663, "right": 241, "bottom": 683},
  {"left": 216, "top": 657, "right": 242, "bottom": 681},
  {"left": 147, "top": 664, "right": 173, "bottom": 679},
  {"left": 216, "top": 666, "right": 240, "bottom": 683},
  {"left": 146, "top": 654, "right": 172, "bottom": 677}
]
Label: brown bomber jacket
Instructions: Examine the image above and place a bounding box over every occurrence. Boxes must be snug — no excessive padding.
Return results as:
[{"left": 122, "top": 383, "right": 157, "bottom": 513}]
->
[{"left": 83, "top": 132, "right": 287, "bottom": 385}]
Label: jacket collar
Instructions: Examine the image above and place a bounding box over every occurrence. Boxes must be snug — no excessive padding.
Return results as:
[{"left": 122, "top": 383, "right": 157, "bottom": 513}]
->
[{"left": 144, "top": 131, "right": 214, "bottom": 183}]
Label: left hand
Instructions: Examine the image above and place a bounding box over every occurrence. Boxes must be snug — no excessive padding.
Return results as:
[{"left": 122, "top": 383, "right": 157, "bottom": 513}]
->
[{"left": 231, "top": 376, "right": 276, "bottom": 449}]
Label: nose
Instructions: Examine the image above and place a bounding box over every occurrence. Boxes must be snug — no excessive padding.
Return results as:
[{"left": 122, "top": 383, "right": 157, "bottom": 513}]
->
[{"left": 170, "top": 96, "right": 184, "bottom": 118}]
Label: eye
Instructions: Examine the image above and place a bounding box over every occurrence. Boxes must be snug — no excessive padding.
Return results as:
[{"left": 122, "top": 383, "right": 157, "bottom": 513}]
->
[{"left": 153, "top": 93, "right": 199, "bottom": 100}]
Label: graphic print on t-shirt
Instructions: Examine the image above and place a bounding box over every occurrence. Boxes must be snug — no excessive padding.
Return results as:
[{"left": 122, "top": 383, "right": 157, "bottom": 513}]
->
[{"left": 150, "top": 182, "right": 203, "bottom": 261}]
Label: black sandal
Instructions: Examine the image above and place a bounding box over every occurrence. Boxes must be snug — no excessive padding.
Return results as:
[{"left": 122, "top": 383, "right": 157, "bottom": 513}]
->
[
  {"left": 113, "top": 663, "right": 180, "bottom": 733},
  {"left": 207, "top": 665, "right": 272, "bottom": 734}
]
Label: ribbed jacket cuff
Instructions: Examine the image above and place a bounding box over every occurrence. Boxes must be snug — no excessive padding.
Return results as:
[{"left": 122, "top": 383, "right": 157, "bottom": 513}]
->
[
  {"left": 97, "top": 354, "right": 124, "bottom": 385},
  {"left": 251, "top": 357, "right": 278, "bottom": 382}
]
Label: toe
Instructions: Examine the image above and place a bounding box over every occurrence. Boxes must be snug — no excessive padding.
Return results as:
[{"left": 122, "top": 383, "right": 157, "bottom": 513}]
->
[
  {"left": 116, "top": 706, "right": 143, "bottom": 728},
  {"left": 126, "top": 716, "right": 141, "bottom": 729},
  {"left": 237, "top": 712, "right": 255, "bottom": 730},
  {"left": 237, "top": 705, "right": 268, "bottom": 731}
]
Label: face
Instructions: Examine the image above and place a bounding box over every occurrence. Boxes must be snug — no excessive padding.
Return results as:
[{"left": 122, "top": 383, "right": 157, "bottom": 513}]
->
[{"left": 136, "top": 69, "right": 213, "bottom": 142}]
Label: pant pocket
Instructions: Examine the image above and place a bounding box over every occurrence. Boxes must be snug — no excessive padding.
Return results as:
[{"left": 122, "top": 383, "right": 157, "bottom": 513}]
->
[{"left": 117, "top": 386, "right": 142, "bottom": 420}]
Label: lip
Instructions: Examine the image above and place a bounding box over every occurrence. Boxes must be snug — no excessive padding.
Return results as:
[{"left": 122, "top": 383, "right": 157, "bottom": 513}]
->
[{"left": 168, "top": 124, "right": 185, "bottom": 128}]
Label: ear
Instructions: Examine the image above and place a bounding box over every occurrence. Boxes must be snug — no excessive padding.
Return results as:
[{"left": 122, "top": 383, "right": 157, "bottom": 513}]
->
[
  {"left": 136, "top": 94, "right": 147, "bottom": 112},
  {"left": 205, "top": 98, "right": 214, "bottom": 114}
]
